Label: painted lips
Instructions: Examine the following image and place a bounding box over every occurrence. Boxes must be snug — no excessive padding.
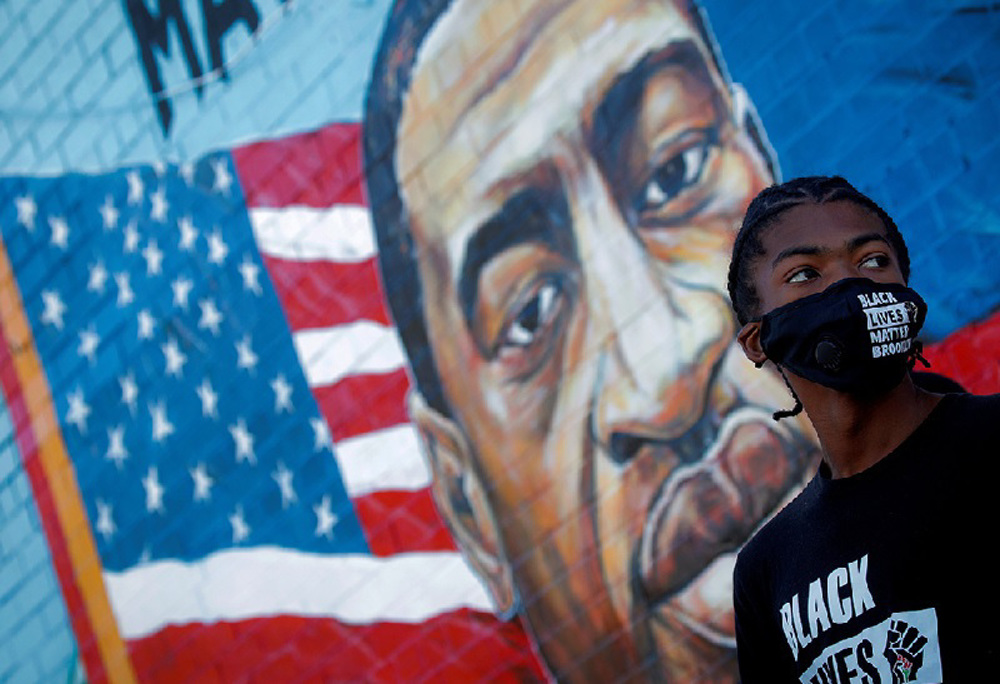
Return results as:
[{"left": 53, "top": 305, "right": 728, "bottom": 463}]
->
[{"left": 638, "top": 406, "right": 816, "bottom": 604}]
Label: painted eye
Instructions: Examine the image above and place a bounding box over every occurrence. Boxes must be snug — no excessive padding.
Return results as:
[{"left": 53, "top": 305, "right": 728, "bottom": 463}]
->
[
  {"left": 637, "top": 142, "right": 709, "bottom": 213},
  {"left": 502, "top": 280, "right": 560, "bottom": 349}
]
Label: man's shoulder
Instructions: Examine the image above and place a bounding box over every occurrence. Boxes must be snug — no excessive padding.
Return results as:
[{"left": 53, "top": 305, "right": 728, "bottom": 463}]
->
[
  {"left": 955, "top": 390, "right": 1000, "bottom": 408},
  {"left": 933, "top": 391, "right": 1000, "bottom": 436}
]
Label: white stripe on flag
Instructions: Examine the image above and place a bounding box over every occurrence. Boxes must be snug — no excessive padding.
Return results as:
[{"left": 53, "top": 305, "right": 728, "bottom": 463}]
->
[
  {"left": 294, "top": 321, "right": 405, "bottom": 387},
  {"left": 335, "top": 424, "right": 430, "bottom": 497},
  {"left": 106, "top": 548, "right": 492, "bottom": 639},
  {"left": 250, "top": 206, "right": 375, "bottom": 262}
]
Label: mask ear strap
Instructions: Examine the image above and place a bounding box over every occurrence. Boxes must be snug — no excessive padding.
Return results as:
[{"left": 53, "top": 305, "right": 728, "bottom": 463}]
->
[
  {"left": 908, "top": 340, "right": 931, "bottom": 370},
  {"left": 773, "top": 365, "right": 804, "bottom": 421}
]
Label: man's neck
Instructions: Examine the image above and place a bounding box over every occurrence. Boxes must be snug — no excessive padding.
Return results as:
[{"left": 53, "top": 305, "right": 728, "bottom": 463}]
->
[{"left": 795, "top": 375, "right": 942, "bottom": 480}]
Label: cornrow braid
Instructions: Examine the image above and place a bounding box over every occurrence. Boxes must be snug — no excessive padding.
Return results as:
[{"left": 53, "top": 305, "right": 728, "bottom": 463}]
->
[{"left": 727, "top": 175, "right": 910, "bottom": 327}]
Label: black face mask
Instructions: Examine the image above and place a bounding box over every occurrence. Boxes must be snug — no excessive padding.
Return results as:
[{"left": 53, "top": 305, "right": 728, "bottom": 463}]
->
[{"left": 758, "top": 278, "right": 928, "bottom": 396}]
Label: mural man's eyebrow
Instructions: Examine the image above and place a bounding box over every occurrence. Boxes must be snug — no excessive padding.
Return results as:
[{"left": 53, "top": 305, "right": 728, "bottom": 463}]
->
[
  {"left": 590, "top": 39, "right": 710, "bottom": 167},
  {"left": 458, "top": 188, "right": 574, "bottom": 333}
]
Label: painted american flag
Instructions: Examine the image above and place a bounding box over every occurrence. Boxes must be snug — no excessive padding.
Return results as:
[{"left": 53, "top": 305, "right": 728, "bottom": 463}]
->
[{"left": 0, "top": 121, "right": 546, "bottom": 682}]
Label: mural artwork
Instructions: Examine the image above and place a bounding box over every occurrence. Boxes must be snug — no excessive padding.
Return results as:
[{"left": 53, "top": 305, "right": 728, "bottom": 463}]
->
[{"left": 1, "top": 0, "right": 998, "bottom": 682}]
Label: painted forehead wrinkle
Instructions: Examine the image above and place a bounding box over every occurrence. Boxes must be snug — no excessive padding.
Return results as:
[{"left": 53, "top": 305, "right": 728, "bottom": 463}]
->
[
  {"left": 399, "top": 0, "right": 567, "bottom": 177},
  {"left": 399, "top": 0, "right": 696, "bottom": 182}
]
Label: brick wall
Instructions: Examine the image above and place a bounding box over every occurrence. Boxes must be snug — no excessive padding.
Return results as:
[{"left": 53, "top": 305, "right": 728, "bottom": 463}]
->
[{"left": 1, "top": 1, "right": 997, "bottom": 681}]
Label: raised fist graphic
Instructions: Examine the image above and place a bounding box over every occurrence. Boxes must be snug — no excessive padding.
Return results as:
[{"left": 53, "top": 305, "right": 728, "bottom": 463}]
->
[{"left": 883, "top": 618, "right": 927, "bottom": 683}]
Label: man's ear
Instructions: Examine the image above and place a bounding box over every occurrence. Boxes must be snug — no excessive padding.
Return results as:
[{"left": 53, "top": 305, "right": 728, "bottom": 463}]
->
[
  {"left": 737, "top": 321, "right": 768, "bottom": 368},
  {"left": 408, "top": 391, "right": 516, "bottom": 617}
]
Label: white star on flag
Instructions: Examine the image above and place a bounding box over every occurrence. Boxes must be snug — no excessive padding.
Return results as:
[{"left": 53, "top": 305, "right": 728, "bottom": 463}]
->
[
  {"left": 236, "top": 335, "right": 258, "bottom": 373},
  {"left": 198, "top": 298, "right": 223, "bottom": 336},
  {"left": 271, "top": 373, "right": 293, "bottom": 413},
  {"left": 143, "top": 239, "right": 164, "bottom": 276},
  {"left": 239, "top": 255, "right": 262, "bottom": 295},
  {"left": 229, "top": 505, "right": 250, "bottom": 543},
  {"left": 78, "top": 326, "right": 99, "bottom": 364},
  {"left": 162, "top": 337, "right": 187, "bottom": 377},
  {"left": 100, "top": 195, "right": 119, "bottom": 230},
  {"left": 40, "top": 290, "right": 66, "bottom": 329},
  {"left": 178, "top": 216, "right": 198, "bottom": 251},
  {"left": 95, "top": 500, "right": 116, "bottom": 541},
  {"left": 150, "top": 400, "right": 175, "bottom": 443},
  {"left": 313, "top": 495, "right": 338, "bottom": 540},
  {"left": 15, "top": 194, "right": 37, "bottom": 229},
  {"left": 207, "top": 229, "right": 229, "bottom": 265},
  {"left": 119, "top": 372, "right": 138, "bottom": 415},
  {"left": 115, "top": 272, "right": 135, "bottom": 307},
  {"left": 66, "top": 387, "right": 91, "bottom": 434},
  {"left": 150, "top": 186, "right": 169, "bottom": 222},
  {"left": 190, "top": 463, "right": 214, "bottom": 502},
  {"left": 123, "top": 219, "right": 140, "bottom": 253},
  {"left": 179, "top": 161, "right": 196, "bottom": 186},
  {"left": 211, "top": 157, "right": 233, "bottom": 195},
  {"left": 272, "top": 462, "right": 297, "bottom": 508},
  {"left": 49, "top": 216, "right": 69, "bottom": 249},
  {"left": 229, "top": 418, "right": 255, "bottom": 464},
  {"left": 88, "top": 261, "right": 109, "bottom": 293},
  {"left": 172, "top": 276, "right": 193, "bottom": 309},
  {"left": 126, "top": 170, "right": 144, "bottom": 205},
  {"left": 137, "top": 309, "right": 156, "bottom": 340},
  {"left": 143, "top": 466, "right": 165, "bottom": 514},
  {"left": 196, "top": 377, "right": 219, "bottom": 418},
  {"left": 106, "top": 425, "right": 128, "bottom": 469},
  {"left": 311, "top": 417, "right": 332, "bottom": 452}
]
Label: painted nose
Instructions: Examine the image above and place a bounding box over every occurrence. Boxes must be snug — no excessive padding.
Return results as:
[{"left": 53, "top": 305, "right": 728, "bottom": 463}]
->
[{"left": 577, "top": 189, "right": 732, "bottom": 464}]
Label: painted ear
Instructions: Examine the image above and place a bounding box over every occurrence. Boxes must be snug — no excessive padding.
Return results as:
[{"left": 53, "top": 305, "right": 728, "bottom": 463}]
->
[
  {"left": 408, "top": 391, "right": 516, "bottom": 617},
  {"left": 737, "top": 321, "right": 768, "bottom": 368}
]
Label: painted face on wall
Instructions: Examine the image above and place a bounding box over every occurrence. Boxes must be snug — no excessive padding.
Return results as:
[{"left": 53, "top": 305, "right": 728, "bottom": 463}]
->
[{"left": 393, "top": 0, "right": 821, "bottom": 679}]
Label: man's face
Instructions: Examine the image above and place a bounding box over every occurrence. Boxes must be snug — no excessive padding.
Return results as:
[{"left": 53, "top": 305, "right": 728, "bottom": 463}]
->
[
  {"left": 751, "top": 200, "right": 907, "bottom": 317},
  {"left": 395, "top": 0, "right": 819, "bottom": 678}
]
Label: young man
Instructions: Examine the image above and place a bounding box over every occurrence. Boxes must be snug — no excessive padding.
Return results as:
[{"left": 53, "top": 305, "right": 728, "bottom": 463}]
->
[{"left": 729, "top": 175, "right": 1000, "bottom": 681}]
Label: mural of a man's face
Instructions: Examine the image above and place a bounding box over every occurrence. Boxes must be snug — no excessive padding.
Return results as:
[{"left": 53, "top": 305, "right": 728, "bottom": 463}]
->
[{"left": 375, "top": 0, "right": 820, "bottom": 679}]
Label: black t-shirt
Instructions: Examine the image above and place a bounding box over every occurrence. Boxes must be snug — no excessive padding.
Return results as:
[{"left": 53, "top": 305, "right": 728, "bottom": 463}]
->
[{"left": 734, "top": 392, "right": 1000, "bottom": 682}]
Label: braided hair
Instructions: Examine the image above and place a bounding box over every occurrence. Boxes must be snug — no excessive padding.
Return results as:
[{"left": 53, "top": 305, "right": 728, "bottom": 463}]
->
[{"left": 727, "top": 175, "right": 910, "bottom": 327}]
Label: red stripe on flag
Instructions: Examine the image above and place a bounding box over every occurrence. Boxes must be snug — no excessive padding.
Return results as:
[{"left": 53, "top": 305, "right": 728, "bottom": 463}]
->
[
  {"left": 233, "top": 123, "right": 366, "bottom": 208},
  {"left": 354, "top": 488, "right": 458, "bottom": 555},
  {"left": 313, "top": 368, "right": 411, "bottom": 442},
  {"left": 263, "top": 254, "right": 391, "bottom": 330},
  {"left": 128, "top": 611, "right": 547, "bottom": 683},
  {"left": 924, "top": 309, "right": 1000, "bottom": 394}
]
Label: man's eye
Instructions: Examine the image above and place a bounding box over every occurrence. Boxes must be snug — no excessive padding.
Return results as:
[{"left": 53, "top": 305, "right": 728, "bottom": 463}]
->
[
  {"left": 860, "top": 254, "right": 890, "bottom": 269},
  {"left": 787, "top": 267, "right": 818, "bottom": 284},
  {"left": 502, "top": 280, "right": 559, "bottom": 348},
  {"left": 637, "top": 142, "right": 710, "bottom": 213}
]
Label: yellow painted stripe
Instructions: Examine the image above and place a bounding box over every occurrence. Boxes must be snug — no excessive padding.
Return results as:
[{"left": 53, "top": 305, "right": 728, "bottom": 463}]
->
[{"left": 0, "top": 238, "right": 136, "bottom": 684}]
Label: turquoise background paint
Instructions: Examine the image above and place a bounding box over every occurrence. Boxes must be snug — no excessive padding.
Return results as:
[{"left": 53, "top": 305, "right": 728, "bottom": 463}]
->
[{"left": 0, "top": 396, "right": 79, "bottom": 683}]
